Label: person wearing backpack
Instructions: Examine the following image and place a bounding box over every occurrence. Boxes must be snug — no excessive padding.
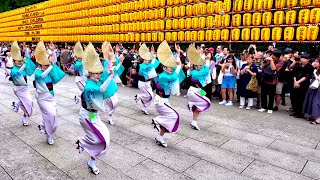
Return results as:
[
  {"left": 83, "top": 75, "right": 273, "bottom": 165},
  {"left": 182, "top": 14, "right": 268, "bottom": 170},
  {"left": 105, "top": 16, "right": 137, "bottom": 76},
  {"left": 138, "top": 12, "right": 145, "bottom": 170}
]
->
[{"left": 258, "top": 50, "right": 283, "bottom": 114}]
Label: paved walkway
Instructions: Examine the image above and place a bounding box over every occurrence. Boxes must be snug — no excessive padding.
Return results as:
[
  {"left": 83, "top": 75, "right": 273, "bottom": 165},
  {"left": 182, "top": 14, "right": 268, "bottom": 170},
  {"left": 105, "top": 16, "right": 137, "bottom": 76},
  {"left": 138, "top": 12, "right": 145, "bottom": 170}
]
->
[{"left": 0, "top": 70, "right": 320, "bottom": 180}]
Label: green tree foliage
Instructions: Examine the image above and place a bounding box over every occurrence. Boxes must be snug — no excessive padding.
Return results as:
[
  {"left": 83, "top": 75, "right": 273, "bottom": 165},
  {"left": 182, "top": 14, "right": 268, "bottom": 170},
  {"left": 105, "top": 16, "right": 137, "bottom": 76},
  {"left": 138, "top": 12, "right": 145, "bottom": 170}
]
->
[{"left": 0, "top": 0, "right": 45, "bottom": 13}]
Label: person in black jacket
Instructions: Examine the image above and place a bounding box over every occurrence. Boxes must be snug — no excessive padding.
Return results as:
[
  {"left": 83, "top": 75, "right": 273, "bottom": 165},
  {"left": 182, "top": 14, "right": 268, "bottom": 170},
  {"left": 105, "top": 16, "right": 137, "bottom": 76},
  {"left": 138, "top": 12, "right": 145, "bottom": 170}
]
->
[{"left": 290, "top": 54, "right": 314, "bottom": 118}]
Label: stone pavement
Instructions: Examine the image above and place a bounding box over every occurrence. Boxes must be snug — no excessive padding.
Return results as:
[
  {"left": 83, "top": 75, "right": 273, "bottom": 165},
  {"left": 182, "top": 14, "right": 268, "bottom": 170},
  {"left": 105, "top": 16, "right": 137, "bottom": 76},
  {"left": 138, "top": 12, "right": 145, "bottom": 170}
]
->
[{"left": 0, "top": 70, "right": 320, "bottom": 180}]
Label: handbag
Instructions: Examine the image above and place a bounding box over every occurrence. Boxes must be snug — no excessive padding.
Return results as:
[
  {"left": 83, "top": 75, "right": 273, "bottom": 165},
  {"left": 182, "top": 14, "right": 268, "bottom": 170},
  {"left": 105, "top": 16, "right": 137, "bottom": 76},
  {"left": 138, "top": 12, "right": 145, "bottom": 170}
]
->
[
  {"left": 217, "top": 70, "right": 223, "bottom": 84},
  {"left": 246, "top": 77, "right": 259, "bottom": 92},
  {"left": 309, "top": 80, "right": 319, "bottom": 89}
]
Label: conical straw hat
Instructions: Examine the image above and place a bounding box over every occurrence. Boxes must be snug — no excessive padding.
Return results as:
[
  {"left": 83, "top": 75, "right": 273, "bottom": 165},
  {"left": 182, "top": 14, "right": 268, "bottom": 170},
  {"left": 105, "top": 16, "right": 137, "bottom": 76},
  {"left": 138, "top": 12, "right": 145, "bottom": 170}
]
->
[
  {"left": 10, "top": 41, "right": 23, "bottom": 61},
  {"left": 74, "top": 41, "right": 83, "bottom": 58},
  {"left": 157, "top": 40, "right": 177, "bottom": 68},
  {"left": 187, "top": 44, "right": 204, "bottom": 65},
  {"left": 82, "top": 42, "right": 104, "bottom": 73},
  {"left": 139, "top": 43, "right": 153, "bottom": 61},
  {"left": 35, "top": 40, "right": 50, "bottom": 65}
]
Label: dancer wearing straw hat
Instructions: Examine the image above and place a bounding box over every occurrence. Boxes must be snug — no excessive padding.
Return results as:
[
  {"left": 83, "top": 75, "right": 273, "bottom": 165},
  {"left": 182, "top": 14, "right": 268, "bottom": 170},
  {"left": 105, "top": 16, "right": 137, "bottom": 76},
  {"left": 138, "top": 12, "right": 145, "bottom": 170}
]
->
[
  {"left": 100, "top": 42, "right": 123, "bottom": 125},
  {"left": 73, "top": 41, "right": 88, "bottom": 104},
  {"left": 135, "top": 43, "right": 160, "bottom": 115},
  {"left": 10, "top": 41, "right": 36, "bottom": 126},
  {"left": 76, "top": 43, "right": 111, "bottom": 175},
  {"left": 34, "top": 40, "right": 66, "bottom": 145},
  {"left": 151, "top": 41, "right": 185, "bottom": 148},
  {"left": 187, "top": 45, "right": 212, "bottom": 131}
]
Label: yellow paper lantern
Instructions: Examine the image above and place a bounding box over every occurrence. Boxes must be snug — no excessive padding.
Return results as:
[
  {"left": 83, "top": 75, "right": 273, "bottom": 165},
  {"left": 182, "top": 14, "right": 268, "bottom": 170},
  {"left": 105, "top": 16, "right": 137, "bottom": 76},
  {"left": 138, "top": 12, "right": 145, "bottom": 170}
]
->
[
  {"left": 307, "top": 26, "right": 319, "bottom": 41},
  {"left": 150, "top": 21, "right": 156, "bottom": 31},
  {"left": 213, "top": 30, "right": 221, "bottom": 41},
  {"left": 206, "top": 16, "right": 214, "bottom": 28},
  {"left": 232, "top": 14, "right": 242, "bottom": 27},
  {"left": 251, "top": 28, "right": 260, "bottom": 41},
  {"left": 129, "top": 33, "right": 135, "bottom": 42},
  {"left": 214, "top": 15, "right": 222, "bottom": 27},
  {"left": 167, "top": 0, "right": 174, "bottom": 5},
  {"left": 215, "top": 1, "right": 223, "bottom": 13},
  {"left": 243, "top": 0, "right": 253, "bottom": 11},
  {"left": 231, "top": 29, "right": 240, "bottom": 41},
  {"left": 165, "top": 32, "right": 172, "bottom": 41},
  {"left": 178, "top": 31, "right": 184, "bottom": 41},
  {"left": 141, "top": 22, "right": 146, "bottom": 31},
  {"left": 300, "top": 0, "right": 311, "bottom": 6},
  {"left": 261, "top": 28, "right": 271, "bottom": 41},
  {"left": 192, "top": 17, "right": 199, "bottom": 29},
  {"left": 284, "top": 27, "right": 294, "bottom": 41},
  {"left": 179, "top": 18, "right": 185, "bottom": 29},
  {"left": 149, "top": 10, "right": 155, "bottom": 20},
  {"left": 145, "top": 22, "right": 151, "bottom": 31},
  {"left": 262, "top": 12, "right": 272, "bottom": 25},
  {"left": 274, "top": 11, "right": 284, "bottom": 25},
  {"left": 223, "top": 0, "right": 232, "bottom": 13},
  {"left": 313, "top": 0, "right": 320, "bottom": 5},
  {"left": 166, "top": 20, "right": 172, "bottom": 30},
  {"left": 186, "top": 5, "right": 193, "bottom": 17},
  {"left": 125, "top": 34, "right": 130, "bottom": 42},
  {"left": 199, "top": 3, "right": 207, "bottom": 15},
  {"left": 252, "top": 13, "right": 262, "bottom": 26},
  {"left": 179, "top": 5, "right": 186, "bottom": 17},
  {"left": 136, "top": 22, "right": 141, "bottom": 32},
  {"left": 222, "top": 14, "right": 230, "bottom": 27},
  {"left": 199, "top": 17, "right": 206, "bottom": 29},
  {"left": 263, "top": 0, "right": 273, "bottom": 10},
  {"left": 192, "top": 4, "right": 199, "bottom": 16},
  {"left": 154, "top": 9, "right": 159, "bottom": 19},
  {"left": 207, "top": 2, "right": 214, "bottom": 14},
  {"left": 185, "top": 31, "right": 191, "bottom": 41},
  {"left": 296, "top": 26, "right": 307, "bottom": 41},
  {"left": 158, "top": 20, "right": 165, "bottom": 30},
  {"left": 198, "top": 31, "right": 205, "bottom": 41},
  {"left": 243, "top": 13, "right": 252, "bottom": 26},
  {"left": 159, "top": 8, "right": 165, "bottom": 19},
  {"left": 140, "top": 33, "right": 146, "bottom": 42},
  {"left": 185, "top": 18, "right": 192, "bottom": 29},
  {"left": 158, "top": 32, "right": 165, "bottom": 41},
  {"left": 172, "top": 19, "right": 179, "bottom": 30},
  {"left": 173, "top": 0, "right": 180, "bottom": 5},
  {"left": 253, "top": 0, "right": 263, "bottom": 10},
  {"left": 167, "top": 7, "right": 173, "bottom": 18},
  {"left": 272, "top": 27, "right": 282, "bottom": 41},
  {"left": 173, "top": 7, "right": 180, "bottom": 18},
  {"left": 152, "top": 32, "right": 158, "bottom": 42},
  {"left": 287, "top": 0, "right": 298, "bottom": 7},
  {"left": 286, "top": 10, "right": 297, "bottom": 25},
  {"left": 172, "top": 32, "right": 178, "bottom": 41},
  {"left": 310, "top": 8, "right": 320, "bottom": 24},
  {"left": 221, "top": 29, "right": 229, "bottom": 41},
  {"left": 299, "top": 9, "right": 310, "bottom": 24},
  {"left": 205, "top": 30, "right": 213, "bottom": 41},
  {"left": 190, "top": 31, "right": 198, "bottom": 41},
  {"left": 146, "top": 33, "right": 152, "bottom": 42},
  {"left": 275, "top": 0, "right": 285, "bottom": 8},
  {"left": 241, "top": 28, "right": 250, "bottom": 41},
  {"left": 234, "top": 0, "right": 243, "bottom": 12},
  {"left": 154, "top": 0, "right": 160, "bottom": 7}
]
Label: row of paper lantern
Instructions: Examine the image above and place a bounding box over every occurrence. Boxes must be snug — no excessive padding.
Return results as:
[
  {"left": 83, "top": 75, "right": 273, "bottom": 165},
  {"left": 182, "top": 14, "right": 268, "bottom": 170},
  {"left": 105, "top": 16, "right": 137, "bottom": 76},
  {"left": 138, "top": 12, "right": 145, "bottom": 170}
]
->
[
  {"left": 0, "top": 8, "right": 320, "bottom": 32},
  {"left": 0, "top": 26, "right": 317, "bottom": 42}
]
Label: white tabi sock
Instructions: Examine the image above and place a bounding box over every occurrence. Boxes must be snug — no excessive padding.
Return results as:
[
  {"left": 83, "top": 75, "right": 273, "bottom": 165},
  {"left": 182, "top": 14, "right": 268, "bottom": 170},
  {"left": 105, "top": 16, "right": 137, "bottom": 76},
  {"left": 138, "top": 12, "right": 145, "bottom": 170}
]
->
[
  {"left": 191, "top": 120, "right": 197, "bottom": 125},
  {"left": 156, "top": 135, "right": 164, "bottom": 142},
  {"left": 141, "top": 107, "right": 147, "bottom": 112},
  {"left": 88, "top": 159, "right": 97, "bottom": 169}
]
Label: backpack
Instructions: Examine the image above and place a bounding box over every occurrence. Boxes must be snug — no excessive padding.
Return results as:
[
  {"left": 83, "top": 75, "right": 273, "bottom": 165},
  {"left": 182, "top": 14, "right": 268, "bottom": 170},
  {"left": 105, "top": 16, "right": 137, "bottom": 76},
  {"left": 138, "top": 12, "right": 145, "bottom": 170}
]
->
[{"left": 262, "top": 65, "right": 277, "bottom": 82}]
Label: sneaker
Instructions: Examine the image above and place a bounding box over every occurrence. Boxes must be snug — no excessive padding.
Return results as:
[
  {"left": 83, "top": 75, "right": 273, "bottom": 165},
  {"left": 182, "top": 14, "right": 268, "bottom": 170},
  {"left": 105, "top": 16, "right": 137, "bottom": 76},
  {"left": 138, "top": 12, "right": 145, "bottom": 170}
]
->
[
  {"left": 141, "top": 109, "right": 149, "bottom": 115},
  {"left": 21, "top": 117, "right": 28, "bottom": 126},
  {"left": 239, "top": 106, "right": 245, "bottom": 109},
  {"left": 108, "top": 119, "right": 115, "bottom": 125},
  {"left": 190, "top": 121, "right": 200, "bottom": 131},
  {"left": 176, "top": 93, "right": 181, "bottom": 96},
  {"left": 267, "top": 110, "right": 273, "bottom": 114},
  {"left": 151, "top": 119, "right": 160, "bottom": 132},
  {"left": 12, "top": 102, "right": 19, "bottom": 112},
  {"left": 258, "top": 108, "right": 266, "bottom": 112},
  {"left": 225, "top": 101, "right": 233, "bottom": 106},
  {"left": 47, "top": 138, "right": 54, "bottom": 145},
  {"left": 219, "top": 100, "right": 226, "bottom": 105},
  {"left": 88, "top": 160, "right": 100, "bottom": 175},
  {"left": 246, "top": 106, "right": 251, "bottom": 110},
  {"left": 155, "top": 137, "right": 168, "bottom": 148},
  {"left": 273, "top": 106, "right": 279, "bottom": 111},
  {"left": 134, "top": 95, "right": 138, "bottom": 103}
]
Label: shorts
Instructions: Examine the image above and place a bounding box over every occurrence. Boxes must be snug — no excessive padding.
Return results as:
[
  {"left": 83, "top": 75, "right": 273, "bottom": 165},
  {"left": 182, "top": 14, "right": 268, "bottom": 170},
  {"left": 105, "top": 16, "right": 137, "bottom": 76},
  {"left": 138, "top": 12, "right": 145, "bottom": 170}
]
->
[
  {"left": 275, "top": 82, "right": 284, "bottom": 95},
  {"left": 221, "top": 76, "right": 236, "bottom": 89}
]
